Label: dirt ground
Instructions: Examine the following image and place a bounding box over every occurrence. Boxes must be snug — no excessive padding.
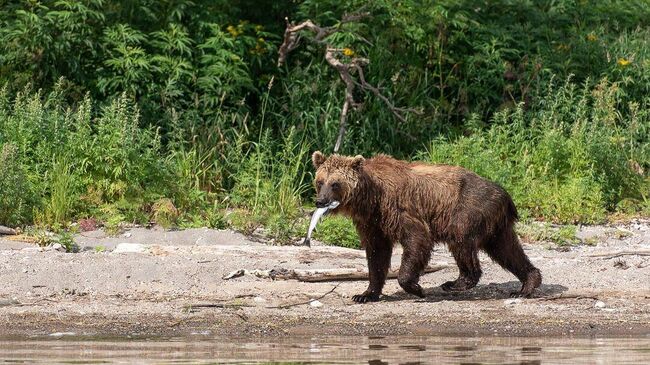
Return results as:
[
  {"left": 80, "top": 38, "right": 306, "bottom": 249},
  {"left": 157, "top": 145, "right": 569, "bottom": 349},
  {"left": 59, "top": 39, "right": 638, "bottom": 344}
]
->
[{"left": 0, "top": 220, "right": 649, "bottom": 338}]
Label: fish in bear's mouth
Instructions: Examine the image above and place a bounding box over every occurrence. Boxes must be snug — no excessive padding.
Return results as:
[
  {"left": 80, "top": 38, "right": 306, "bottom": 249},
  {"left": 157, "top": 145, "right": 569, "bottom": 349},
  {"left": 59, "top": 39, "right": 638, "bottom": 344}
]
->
[{"left": 302, "top": 201, "right": 340, "bottom": 247}]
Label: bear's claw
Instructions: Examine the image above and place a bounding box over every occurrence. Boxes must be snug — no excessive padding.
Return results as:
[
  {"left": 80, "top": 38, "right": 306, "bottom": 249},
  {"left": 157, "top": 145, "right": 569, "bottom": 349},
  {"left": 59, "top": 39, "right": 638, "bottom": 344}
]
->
[
  {"left": 509, "top": 290, "right": 534, "bottom": 298},
  {"left": 352, "top": 292, "right": 380, "bottom": 303},
  {"left": 441, "top": 280, "right": 467, "bottom": 292},
  {"left": 441, "top": 277, "right": 478, "bottom": 292}
]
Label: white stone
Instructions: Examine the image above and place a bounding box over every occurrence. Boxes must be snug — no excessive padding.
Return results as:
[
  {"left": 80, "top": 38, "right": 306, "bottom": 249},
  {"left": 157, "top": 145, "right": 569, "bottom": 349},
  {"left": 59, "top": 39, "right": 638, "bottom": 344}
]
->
[
  {"left": 51, "top": 243, "right": 66, "bottom": 252},
  {"left": 310, "top": 300, "right": 323, "bottom": 308},
  {"left": 253, "top": 296, "right": 266, "bottom": 303},
  {"left": 594, "top": 301, "right": 606, "bottom": 308},
  {"left": 113, "top": 243, "right": 147, "bottom": 254}
]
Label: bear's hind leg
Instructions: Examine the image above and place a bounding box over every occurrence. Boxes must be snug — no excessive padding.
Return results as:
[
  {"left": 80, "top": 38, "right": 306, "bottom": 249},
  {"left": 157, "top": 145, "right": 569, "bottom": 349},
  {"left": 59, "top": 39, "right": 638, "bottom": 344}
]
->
[
  {"left": 484, "top": 227, "right": 542, "bottom": 297},
  {"left": 397, "top": 244, "right": 430, "bottom": 298},
  {"left": 441, "top": 243, "right": 482, "bottom": 292},
  {"left": 396, "top": 219, "right": 432, "bottom": 298}
]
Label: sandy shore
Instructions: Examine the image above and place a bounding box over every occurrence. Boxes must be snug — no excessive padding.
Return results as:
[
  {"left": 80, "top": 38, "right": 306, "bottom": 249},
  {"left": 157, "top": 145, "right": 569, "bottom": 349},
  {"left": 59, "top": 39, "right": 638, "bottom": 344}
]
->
[{"left": 1, "top": 222, "right": 649, "bottom": 338}]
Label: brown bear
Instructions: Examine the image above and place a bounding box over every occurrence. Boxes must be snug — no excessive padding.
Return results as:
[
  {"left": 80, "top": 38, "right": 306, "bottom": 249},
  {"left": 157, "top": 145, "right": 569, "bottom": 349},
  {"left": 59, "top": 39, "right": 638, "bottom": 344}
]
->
[{"left": 311, "top": 151, "right": 542, "bottom": 303}]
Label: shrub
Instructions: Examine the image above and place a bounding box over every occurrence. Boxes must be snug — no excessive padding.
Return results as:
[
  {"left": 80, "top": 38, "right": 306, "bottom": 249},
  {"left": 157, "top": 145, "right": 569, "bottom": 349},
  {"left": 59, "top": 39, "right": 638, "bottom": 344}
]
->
[
  {"left": 0, "top": 144, "right": 36, "bottom": 226},
  {"left": 312, "top": 215, "right": 360, "bottom": 249},
  {"left": 421, "top": 78, "right": 647, "bottom": 224}
]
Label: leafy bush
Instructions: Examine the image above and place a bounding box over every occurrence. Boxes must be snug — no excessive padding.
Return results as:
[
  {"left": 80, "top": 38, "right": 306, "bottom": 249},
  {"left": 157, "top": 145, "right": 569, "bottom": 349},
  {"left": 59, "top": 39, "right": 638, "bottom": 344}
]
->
[
  {"left": 312, "top": 215, "right": 360, "bottom": 249},
  {"left": 421, "top": 78, "right": 648, "bottom": 224},
  {"left": 0, "top": 143, "right": 36, "bottom": 226},
  {"left": 0, "top": 84, "right": 203, "bottom": 228}
]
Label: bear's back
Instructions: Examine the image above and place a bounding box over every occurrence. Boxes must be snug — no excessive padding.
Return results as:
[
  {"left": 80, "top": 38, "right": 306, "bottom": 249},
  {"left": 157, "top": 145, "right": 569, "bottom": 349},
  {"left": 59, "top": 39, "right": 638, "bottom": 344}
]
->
[{"left": 363, "top": 156, "right": 513, "bottom": 233}]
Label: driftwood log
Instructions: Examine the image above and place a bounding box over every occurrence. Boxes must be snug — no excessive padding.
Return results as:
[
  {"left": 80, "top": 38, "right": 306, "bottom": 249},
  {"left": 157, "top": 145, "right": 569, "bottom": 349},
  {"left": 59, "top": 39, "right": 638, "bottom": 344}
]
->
[
  {"left": 0, "top": 225, "right": 17, "bottom": 235},
  {"left": 587, "top": 250, "right": 650, "bottom": 259},
  {"left": 222, "top": 262, "right": 448, "bottom": 282}
]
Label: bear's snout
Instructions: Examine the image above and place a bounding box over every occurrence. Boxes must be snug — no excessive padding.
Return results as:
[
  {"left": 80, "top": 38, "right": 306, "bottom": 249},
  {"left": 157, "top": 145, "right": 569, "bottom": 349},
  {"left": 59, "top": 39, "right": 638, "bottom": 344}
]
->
[{"left": 315, "top": 184, "right": 337, "bottom": 208}]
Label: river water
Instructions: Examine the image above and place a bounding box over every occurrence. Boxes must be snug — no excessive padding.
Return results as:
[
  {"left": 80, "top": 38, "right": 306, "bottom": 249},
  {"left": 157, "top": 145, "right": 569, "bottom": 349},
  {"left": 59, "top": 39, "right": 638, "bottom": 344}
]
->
[{"left": 1, "top": 335, "right": 649, "bottom": 364}]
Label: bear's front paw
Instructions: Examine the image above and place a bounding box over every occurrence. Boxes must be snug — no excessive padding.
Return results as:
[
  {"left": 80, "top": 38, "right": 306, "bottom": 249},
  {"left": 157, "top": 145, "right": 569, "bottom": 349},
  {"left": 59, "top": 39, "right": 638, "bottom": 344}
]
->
[{"left": 352, "top": 291, "right": 380, "bottom": 303}]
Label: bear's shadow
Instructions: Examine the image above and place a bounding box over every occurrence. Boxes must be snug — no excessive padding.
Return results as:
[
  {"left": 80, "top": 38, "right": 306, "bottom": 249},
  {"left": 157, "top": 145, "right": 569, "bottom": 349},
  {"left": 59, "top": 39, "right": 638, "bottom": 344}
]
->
[{"left": 383, "top": 282, "right": 567, "bottom": 302}]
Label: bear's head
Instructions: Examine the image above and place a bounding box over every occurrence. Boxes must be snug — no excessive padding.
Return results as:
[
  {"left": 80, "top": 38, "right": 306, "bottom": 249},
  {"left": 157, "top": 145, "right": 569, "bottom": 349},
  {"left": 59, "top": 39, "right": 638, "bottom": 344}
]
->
[{"left": 311, "top": 151, "right": 364, "bottom": 209}]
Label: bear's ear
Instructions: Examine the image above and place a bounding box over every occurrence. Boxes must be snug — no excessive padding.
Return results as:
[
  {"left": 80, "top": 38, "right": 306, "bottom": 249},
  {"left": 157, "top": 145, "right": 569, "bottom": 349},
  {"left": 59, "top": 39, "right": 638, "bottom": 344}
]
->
[
  {"left": 312, "top": 151, "right": 327, "bottom": 169},
  {"left": 351, "top": 154, "right": 365, "bottom": 170}
]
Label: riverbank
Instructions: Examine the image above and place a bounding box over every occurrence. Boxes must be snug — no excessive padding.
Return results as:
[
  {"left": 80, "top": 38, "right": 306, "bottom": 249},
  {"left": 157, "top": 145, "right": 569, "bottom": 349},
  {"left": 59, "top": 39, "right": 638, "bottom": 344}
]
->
[{"left": 1, "top": 222, "right": 649, "bottom": 338}]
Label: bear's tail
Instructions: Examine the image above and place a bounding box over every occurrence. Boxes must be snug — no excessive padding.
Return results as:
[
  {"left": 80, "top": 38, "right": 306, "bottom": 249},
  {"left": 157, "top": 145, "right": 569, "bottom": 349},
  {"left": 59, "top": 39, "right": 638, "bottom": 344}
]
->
[
  {"left": 506, "top": 195, "right": 519, "bottom": 222},
  {"left": 494, "top": 182, "right": 518, "bottom": 223}
]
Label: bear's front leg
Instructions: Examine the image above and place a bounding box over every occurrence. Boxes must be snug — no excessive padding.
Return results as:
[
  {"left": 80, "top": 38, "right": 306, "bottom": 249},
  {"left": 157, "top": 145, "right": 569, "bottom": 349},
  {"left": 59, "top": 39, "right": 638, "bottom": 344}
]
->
[{"left": 353, "top": 229, "right": 392, "bottom": 303}]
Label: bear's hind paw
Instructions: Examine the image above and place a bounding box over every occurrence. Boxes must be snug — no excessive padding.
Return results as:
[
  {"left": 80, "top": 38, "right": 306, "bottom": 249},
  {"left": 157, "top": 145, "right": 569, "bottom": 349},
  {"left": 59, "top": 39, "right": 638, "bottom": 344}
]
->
[
  {"left": 441, "top": 280, "right": 467, "bottom": 292},
  {"left": 509, "top": 290, "right": 535, "bottom": 298}
]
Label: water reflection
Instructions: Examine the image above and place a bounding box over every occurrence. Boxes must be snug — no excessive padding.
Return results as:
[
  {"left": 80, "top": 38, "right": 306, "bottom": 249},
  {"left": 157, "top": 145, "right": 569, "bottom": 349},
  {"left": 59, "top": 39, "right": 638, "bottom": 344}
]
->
[{"left": 0, "top": 335, "right": 648, "bottom": 364}]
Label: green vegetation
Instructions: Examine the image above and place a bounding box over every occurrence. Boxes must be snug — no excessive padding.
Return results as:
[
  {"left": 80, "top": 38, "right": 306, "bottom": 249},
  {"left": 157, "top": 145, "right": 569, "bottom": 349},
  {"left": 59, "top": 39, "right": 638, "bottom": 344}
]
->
[
  {"left": 421, "top": 78, "right": 649, "bottom": 224},
  {"left": 516, "top": 222, "right": 581, "bottom": 247},
  {"left": 312, "top": 216, "right": 360, "bottom": 249},
  {"left": 0, "top": 1, "right": 648, "bottom": 247}
]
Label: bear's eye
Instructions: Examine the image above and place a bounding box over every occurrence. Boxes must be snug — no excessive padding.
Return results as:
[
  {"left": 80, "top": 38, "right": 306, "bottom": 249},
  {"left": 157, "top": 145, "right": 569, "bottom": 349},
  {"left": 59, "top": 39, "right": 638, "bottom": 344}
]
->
[
  {"left": 316, "top": 180, "right": 324, "bottom": 188},
  {"left": 331, "top": 182, "right": 341, "bottom": 190}
]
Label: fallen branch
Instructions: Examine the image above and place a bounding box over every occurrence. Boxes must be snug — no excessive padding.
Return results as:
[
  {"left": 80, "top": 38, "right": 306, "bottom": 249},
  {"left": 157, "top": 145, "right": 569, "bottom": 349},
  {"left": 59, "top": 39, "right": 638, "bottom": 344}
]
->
[
  {"left": 532, "top": 292, "right": 601, "bottom": 302},
  {"left": 0, "top": 225, "right": 17, "bottom": 235},
  {"left": 587, "top": 250, "right": 650, "bottom": 259},
  {"left": 222, "top": 262, "right": 448, "bottom": 282},
  {"left": 182, "top": 302, "right": 253, "bottom": 314},
  {"left": 278, "top": 12, "right": 421, "bottom": 152},
  {"left": 183, "top": 303, "right": 252, "bottom": 310},
  {"left": 531, "top": 289, "right": 650, "bottom": 302},
  {"left": 186, "top": 303, "right": 252, "bottom": 308}
]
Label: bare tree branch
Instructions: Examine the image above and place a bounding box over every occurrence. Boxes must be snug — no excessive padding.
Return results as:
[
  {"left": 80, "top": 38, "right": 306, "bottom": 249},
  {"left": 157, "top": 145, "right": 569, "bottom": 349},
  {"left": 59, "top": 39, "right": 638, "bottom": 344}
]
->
[
  {"left": 349, "top": 62, "right": 423, "bottom": 123},
  {"left": 277, "top": 12, "right": 420, "bottom": 152}
]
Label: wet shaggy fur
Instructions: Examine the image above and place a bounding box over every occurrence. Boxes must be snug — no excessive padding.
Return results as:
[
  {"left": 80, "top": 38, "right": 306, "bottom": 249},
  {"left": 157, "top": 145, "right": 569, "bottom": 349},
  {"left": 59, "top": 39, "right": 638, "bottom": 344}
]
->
[{"left": 312, "top": 151, "right": 542, "bottom": 303}]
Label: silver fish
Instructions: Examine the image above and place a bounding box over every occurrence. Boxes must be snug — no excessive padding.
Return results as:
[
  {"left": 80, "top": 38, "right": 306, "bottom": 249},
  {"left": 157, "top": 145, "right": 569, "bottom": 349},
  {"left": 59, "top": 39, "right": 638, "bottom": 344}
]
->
[{"left": 302, "top": 201, "right": 340, "bottom": 247}]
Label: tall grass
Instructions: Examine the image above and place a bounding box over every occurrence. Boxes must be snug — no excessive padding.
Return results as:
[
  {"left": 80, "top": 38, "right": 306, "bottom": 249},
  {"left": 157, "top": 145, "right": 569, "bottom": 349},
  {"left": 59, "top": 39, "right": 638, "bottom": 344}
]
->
[
  {"left": 42, "top": 156, "right": 75, "bottom": 226},
  {"left": 0, "top": 143, "right": 35, "bottom": 226},
  {"left": 227, "top": 127, "right": 311, "bottom": 242},
  {"left": 0, "top": 74, "right": 648, "bottom": 245},
  {"left": 0, "top": 82, "right": 314, "bottom": 239}
]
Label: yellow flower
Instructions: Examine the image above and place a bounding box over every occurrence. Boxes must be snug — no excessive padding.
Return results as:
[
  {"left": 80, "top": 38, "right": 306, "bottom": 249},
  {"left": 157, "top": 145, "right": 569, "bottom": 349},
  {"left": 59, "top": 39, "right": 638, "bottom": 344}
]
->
[
  {"left": 258, "top": 37, "right": 265, "bottom": 43},
  {"left": 586, "top": 33, "right": 597, "bottom": 42},
  {"left": 617, "top": 58, "right": 631, "bottom": 67},
  {"left": 343, "top": 48, "right": 355, "bottom": 57},
  {"left": 226, "top": 25, "right": 239, "bottom": 37},
  {"left": 556, "top": 43, "right": 570, "bottom": 51}
]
